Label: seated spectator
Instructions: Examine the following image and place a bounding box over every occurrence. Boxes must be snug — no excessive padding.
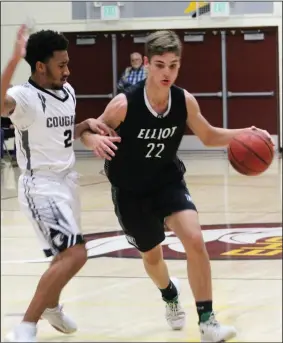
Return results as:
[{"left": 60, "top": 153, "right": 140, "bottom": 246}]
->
[
  {"left": 1, "top": 128, "right": 4, "bottom": 164},
  {"left": 1, "top": 116, "right": 17, "bottom": 166},
  {"left": 117, "top": 52, "right": 147, "bottom": 93},
  {"left": 1, "top": 83, "right": 17, "bottom": 166}
]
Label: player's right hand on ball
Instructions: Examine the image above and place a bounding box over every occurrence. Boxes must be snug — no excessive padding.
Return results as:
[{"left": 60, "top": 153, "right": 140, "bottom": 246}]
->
[
  {"left": 91, "top": 135, "right": 121, "bottom": 160},
  {"left": 250, "top": 126, "right": 275, "bottom": 147}
]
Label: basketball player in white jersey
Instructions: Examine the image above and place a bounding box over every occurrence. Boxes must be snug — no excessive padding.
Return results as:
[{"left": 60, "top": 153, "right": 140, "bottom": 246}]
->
[{"left": 1, "top": 25, "right": 120, "bottom": 342}]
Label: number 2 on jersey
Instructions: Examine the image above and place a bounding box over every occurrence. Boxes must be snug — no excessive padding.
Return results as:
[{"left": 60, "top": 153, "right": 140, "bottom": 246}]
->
[
  {"left": 64, "top": 129, "right": 72, "bottom": 148},
  {"left": 146, "top": 143, "right": 165, "bottom": 158}
]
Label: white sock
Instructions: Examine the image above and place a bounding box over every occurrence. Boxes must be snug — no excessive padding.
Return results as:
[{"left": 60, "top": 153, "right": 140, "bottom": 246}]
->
[{"left": 19, "top": 322, "right": 36, "bottom": 329}]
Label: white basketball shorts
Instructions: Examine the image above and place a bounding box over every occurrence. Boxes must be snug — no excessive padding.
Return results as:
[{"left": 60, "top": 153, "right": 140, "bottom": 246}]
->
[{"left": 18, "top": 170, "right": 84, "bottom": 257}]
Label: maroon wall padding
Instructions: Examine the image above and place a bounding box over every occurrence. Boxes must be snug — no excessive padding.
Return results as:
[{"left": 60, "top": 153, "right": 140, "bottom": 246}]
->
[
  {"left": 176, "top": 29, "right": 223, "bottom": 133},
  {"left": 226, "top": 27, "right": 279, "bottom": 133},
  {"left": 63, "top": 27, "right": 279, "bottom": 135},
  {"left": 64, "top": 32, "right": 113, "bottom": 121},
  {"left": 75, "top": 98, "right": 110, "bottom": 122}
]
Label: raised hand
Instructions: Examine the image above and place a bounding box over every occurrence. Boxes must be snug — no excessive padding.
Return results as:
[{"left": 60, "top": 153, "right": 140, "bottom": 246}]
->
[{"left": 13, "top": 24, "right": 29, "bottom": 62}]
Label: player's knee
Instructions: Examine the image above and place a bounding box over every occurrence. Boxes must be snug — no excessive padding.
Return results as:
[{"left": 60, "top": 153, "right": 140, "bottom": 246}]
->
[
  {"left": 59, "top": 243, "right": 88, "bottom": 268},
  {"left": 167, "top": 211, "right": 205, "bottom": 255},
  {"left": 141, "top": 244, "right": 163, "bottom": 265},
  {"left": 184, "top": 230, "right": 206, "bottom": 256},
  {"left": 72, "top": 244, "right": 88, "bottom": 267}
]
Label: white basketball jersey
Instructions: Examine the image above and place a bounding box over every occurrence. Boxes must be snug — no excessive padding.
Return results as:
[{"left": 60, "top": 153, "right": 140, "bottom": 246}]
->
[{"left": 7, "top": 80, "right": 76, "bottom": 173}]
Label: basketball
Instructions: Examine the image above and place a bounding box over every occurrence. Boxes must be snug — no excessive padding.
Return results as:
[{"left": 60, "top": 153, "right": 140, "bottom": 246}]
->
[{"left": 228, "top": 130, "right": 274, "bottom": 176}]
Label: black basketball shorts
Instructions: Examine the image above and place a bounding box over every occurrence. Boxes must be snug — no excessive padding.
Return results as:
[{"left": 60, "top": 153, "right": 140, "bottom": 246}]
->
[{"left": 111, "top": 179, "right": 197, "bottom": 253}]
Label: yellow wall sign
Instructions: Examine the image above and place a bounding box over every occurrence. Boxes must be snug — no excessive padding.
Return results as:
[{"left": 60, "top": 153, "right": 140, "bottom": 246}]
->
[{"left": 184, "top": 1, "right": 209, "bottom": 14}]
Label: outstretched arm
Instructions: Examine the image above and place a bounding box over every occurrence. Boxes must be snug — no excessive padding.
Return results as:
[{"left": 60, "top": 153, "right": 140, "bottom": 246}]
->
[
  {"left": 185, "top": 90, "right": 272, "bottom": 147},
  {"left": 1, "top": 24, "right": 28, "bottom": 116}
]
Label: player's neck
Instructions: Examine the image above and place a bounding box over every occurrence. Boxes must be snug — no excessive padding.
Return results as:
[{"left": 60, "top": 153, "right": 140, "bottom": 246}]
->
[
  {"left": 145, "top": 80, "right": 169, "bottom": 106},
  {"left": 30, "top": 74, "right": 52, "bottom": 90}
]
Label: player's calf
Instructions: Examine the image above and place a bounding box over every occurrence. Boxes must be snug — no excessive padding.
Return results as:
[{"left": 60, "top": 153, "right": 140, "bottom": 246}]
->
[
  {"left": 141, "top": 245, "right": 170, "bottom": 289},
  {"left": 5, "top": 244, "right": 87, "bottom": 342},
  {"left": 166, "top": 210, "right": 213, "bottom": 317},
  {"left": 141, "top": 245, "right": 186, "bottom": 330},
  {"left": 23, "top": 244, "right": 87, "bottom": 323},
  {"left": 166, "top": 210, "right": 237, "bottom": 341}
]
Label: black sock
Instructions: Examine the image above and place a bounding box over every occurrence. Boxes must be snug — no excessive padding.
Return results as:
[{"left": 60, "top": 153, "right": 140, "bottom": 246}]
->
[
  {"left": 196, "top": 301, "right": 213, "bottom": 323},
  {"left": 160, "top": 280, "right": 178, "bottom": 302}
]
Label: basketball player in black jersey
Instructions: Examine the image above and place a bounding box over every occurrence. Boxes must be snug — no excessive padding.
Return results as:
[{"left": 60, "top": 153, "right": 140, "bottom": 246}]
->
[{"left": 81, "top": 30, "right": 272, "bottom": 342}]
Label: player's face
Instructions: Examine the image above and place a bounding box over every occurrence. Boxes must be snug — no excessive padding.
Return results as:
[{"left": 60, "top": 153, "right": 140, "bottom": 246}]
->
[
  {"left": 145, "top": 53, "right": 180, "bottom": 88},
  {"left": 45, "top": 51, "right": 70, "bottom": 90}
]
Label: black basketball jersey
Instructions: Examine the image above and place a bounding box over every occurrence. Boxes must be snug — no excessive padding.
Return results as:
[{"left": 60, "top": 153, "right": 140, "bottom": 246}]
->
[{"left": 104, "top": 80, "right": 187, "bottom": 193}]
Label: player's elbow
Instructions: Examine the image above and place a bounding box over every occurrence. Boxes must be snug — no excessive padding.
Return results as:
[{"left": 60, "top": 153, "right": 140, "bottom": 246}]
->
[
  {"left": 202, "top": 135, "right": 214, "bottom": 147},
  {"left": 202, "top": 126, "right": 229, "bottom": 147},
  {"left": 200, "top": 126, "right": 218, "bottom": 147},
  {"left": 1, "top": 97, "right": 15, "bottom": 117},
  {"left": 195, "top": 126, "right": 212, "bottom": 146}
]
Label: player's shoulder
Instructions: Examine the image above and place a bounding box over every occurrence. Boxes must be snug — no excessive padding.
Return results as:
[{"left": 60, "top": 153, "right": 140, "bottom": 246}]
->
[
  {"left": 63, "top": 82, "right": 75, "bottom": 95},
  {"left": 171, "top": 83, "right": 186, "bottom": 95},
  {"left": 171, "top": 84, "right": 189, "bottom": 104},
  {"left": 7, "top": 81, "right": 34, "bottom": 99},
  {"left": 173, "top": 85, "right": 195, "bottom": 100},
  {"left": 123, "top": 80, "right": 145, "bottom": 110},
  {"left": 108, "top": 93, "right": 128, "bottom": 113},
  {"left": 124, "top": 79, "right": 145, "bottom": 97},
  {"left": 10, "top": 81, "right": 32, "bottom": 91}
]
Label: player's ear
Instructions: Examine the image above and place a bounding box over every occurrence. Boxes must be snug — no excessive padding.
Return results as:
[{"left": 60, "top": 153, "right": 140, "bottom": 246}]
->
[
  {"left": 35, "top": 61, "right": 46, "bottom": 74},
  {"left": 143, "top": 56, "right": 149, "bottom": 66}
]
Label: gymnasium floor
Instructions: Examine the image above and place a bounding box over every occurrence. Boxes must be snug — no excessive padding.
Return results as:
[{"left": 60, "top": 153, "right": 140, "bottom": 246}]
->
[{"left": 1, "top": 152, "right": 282, "bottom": 342}]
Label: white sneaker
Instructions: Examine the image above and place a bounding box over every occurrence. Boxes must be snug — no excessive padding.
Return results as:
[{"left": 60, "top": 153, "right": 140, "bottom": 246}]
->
[
  {"left": 5, "top": 322, "right": 37, "bottom": 342},
  {"left": 41, "top": 304, "right": 77, "bottom": 334},
  {"left": 199, "top": 312, "right": 237, "bottom": 342},
  {"left": 165, "top": 277, "right": 186, "bottom": 330}
]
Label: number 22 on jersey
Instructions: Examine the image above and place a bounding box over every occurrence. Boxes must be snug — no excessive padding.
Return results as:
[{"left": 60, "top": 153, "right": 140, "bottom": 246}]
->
[{"left": 146, "top": 143, "right": 165, "bottom": 158}]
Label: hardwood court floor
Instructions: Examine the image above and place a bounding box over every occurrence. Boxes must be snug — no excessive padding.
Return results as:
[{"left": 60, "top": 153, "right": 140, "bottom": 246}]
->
[{"left": 1, "top": 152, "right": 282, "bottom": 342}]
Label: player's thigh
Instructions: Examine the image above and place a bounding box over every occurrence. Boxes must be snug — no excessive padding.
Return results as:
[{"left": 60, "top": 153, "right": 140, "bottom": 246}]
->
[
  {"left": 111, "top": 186, "right": 165, "bottom": 253},
  {"left": 155, "top": 180, "right": 203, "bottom": 247},
  {"left": 166, "top": 208, "right": 204, "bottom": 252},
  {"left": 18, "top": 174, "right": 84, "bottom": 257},
  {"left": 155, "top": 179, "right": 197, "bottom": 218},
  {"left": 65, "top": 171, "right": 81, "bottom": 229}
]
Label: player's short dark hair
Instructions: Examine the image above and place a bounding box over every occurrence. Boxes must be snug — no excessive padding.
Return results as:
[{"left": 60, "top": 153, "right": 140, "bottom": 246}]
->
[
  {"left": 145, "top": 30, "right": 182, "bottom": 61},
  {"left": 25, "top": 30, "right": 69, "bottom": 72}
]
